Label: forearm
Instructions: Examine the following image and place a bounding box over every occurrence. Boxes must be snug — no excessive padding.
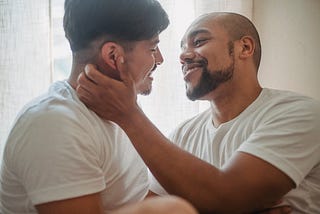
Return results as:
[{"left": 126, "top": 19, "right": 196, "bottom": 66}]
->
[
  {"left": 110, "top": 196, "right": 198, "bottom": 214},
  {"left": 118, "top": 108, "right": 252, "bottom": 213}
]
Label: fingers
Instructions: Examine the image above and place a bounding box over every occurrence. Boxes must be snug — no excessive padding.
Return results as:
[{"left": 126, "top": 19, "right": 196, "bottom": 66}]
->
[
  {"left": 76, "top": 67, "right": 101, "bottom": 107},
  {"left": 77, "top": 71, "right": 98, "bottom": 92},
  {"left": 77, "top": 62, "right": 138, "bottom": 102},
  {"left": 76, "top": 84, "right": 92, "bottom": 106},
  {"left": 82, "top": 62, "right": 135, "bottom": 91},
  {"left": 84, "top": 64, "right": 105, "bottom": 85},
  {"left": 83, "top": 63, "right": 121, "bottom": 86}
]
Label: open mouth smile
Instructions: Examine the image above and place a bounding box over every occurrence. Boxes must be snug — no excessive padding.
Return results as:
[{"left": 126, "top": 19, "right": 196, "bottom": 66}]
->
[{"left": 182, "top": 63, "right": 203, "bottom": 80}]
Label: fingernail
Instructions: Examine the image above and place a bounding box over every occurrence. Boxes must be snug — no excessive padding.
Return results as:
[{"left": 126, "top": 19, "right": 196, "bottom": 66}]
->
[
  {"left": 119, "top": 56, "right": 124, "bottom": 64},
  {"left": 84, "top": 64, "right": 91, "bottom": 75}
]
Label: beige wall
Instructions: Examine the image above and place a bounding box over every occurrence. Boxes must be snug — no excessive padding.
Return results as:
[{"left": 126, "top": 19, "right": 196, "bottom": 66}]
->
[{"left": 253, "top": 0, "right": 320, "bottom": 100}]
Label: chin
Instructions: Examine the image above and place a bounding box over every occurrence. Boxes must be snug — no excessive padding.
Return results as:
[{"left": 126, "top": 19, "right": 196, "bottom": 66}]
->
[
  {"left": 137, "top": 81, "right": 152, "bottom": 96},
  {"left": 139, "top": 88, "right": 152, "bottom": 96}
]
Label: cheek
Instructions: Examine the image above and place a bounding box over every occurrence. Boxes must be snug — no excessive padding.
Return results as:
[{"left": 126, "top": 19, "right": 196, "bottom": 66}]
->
[
  {"left": 138, "top": 57, "right": 155, "bottom": 76},
  {"left": 126, "top": 51, "right": 155, "bottom": 80},
  {"left": 130, "top": 61, "right": 153, "bottom": 82},
  {"left": 206, "top": 53, "right": 231, "bottom": 70}
]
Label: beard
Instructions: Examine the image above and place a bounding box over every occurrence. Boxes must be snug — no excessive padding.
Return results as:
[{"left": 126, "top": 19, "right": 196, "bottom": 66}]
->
[
  {"left": 186, "top": 57, "right": 234, "bottom": 101},
  {"left": 137, "top": 78, "right": 153, "bottom": 96},
  {"left": 139, "top": 88, "right": 152, "bottom": 96},
  {"left": 138, "top": 64, "right": 157, "bottom": 96}
]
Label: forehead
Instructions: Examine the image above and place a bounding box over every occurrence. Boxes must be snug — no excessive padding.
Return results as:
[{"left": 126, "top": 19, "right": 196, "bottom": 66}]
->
[
  {"left": 181, "top": 16, "right": 227, "bottom": 44},
  {"left": 125, "top": 35, "right": 160, "bottom": 52},
  {"left": 134, "top": 35, "right": 160, "bottom": 48}
]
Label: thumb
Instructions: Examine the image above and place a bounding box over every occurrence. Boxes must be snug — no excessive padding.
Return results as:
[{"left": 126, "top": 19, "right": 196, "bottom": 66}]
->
[{"left": 84, "top": 64, "right": 104, "bottom": 85}]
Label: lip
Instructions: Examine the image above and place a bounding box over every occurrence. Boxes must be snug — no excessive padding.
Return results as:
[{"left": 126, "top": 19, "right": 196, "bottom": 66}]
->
[
  {"left": 146, "top": 73, "right": 154, "bottom": 79},
  {"left": 145, "top": 70, "right": 154, "bottom": 80},
  {"left": 182, "top": 63, "right": 203, "bottom": 80},
  {"left": 146, "top": 64, "right": 157, "bottom": 77}
]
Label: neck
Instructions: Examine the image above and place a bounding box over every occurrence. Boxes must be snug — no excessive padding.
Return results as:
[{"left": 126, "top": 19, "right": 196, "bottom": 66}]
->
[
  {"left": 67, "top": 55, "right": 119, "bottom": 90},
  {"left": 68, "top": 60, "right": 86, "bottom": 90},
  {"left": 208, "top": 73, "right": 262, "bottom": 128}
]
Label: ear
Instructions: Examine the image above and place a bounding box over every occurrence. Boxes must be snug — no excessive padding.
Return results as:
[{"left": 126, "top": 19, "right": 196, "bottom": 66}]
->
[
  {"left": 100, "top": 42, "right": 125, "bottom": 70},
  {"left": 238, "top": 36, "right": 255, "bottom": 60}
]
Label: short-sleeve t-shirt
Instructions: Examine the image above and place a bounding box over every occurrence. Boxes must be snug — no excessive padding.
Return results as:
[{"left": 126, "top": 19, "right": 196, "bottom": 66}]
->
[
  {"left": 149, "top": 88, "right": 320, "bottom": 213},
  {"left": 0, "top": 81, "right": 149, "bottom": 213}
]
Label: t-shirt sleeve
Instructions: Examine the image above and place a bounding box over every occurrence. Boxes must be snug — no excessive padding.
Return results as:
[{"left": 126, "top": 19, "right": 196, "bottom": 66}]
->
[
  {"left": 11, "top": 109, "right": 106, "bottom": 205},
  {"left": 238, "top": 99, "right": 320, "bottom": 187}
]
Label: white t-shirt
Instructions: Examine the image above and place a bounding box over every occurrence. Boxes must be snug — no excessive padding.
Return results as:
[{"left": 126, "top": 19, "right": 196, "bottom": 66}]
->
[
  {"left": 149, "top": 88, "right": 320, "bottom": 213},
  {"left": 0, "top": 81, "right": 148, "bottom": 214}
]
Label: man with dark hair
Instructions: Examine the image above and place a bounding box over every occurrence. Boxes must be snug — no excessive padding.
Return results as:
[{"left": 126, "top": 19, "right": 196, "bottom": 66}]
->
[
  {"left": 0, "top": 0, "right": 198, "bottom": 213},
  {"left": 76, "top": 12, "right": 320, "bottom": 213}
]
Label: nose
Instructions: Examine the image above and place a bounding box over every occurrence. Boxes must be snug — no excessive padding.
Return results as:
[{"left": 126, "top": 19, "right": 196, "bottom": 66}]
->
[
  {"left": 155, "top": 47, "right": 164, "bottom": 65},
  {"left": 179, "top": 48, "right": 195, "bottom": 65}
]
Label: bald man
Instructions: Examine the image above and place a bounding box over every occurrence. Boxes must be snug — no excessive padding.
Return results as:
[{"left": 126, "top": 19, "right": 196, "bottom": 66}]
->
[{"left": 77, "top": 12, "right": 320, "bottom": 213}]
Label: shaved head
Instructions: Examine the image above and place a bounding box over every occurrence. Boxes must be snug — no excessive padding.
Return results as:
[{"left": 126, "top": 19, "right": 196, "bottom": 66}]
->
[{"left": 193, "top": 12, "right": 261, "bottom": 70}]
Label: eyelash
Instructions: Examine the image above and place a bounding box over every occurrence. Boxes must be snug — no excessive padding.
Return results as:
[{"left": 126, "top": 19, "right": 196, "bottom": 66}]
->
[
  {"left": 151, "top": 47, "right": 158, "bottom": 52},
  {"left": 193, "top": 39, "right": 206, "bottom": 47}
]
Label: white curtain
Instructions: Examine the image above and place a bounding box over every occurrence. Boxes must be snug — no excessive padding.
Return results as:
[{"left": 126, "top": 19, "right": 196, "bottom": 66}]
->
[
  {"left": 139, "top": 0, "right": 253, "bottom": 135},
  {"left": 0, "top": 0, "right": 252, "bottom": 156},
  {"left": 0, "top": 0, "right": 51, "bottom": 156}
]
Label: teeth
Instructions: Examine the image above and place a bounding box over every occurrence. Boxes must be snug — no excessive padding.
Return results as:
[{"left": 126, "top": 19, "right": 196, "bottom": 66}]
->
[
  {"left": 185, "top": 67, "right": 199, "bottom": 75},
  {"left": 189, "top": 67, "right": 198, "bottom": 72}
]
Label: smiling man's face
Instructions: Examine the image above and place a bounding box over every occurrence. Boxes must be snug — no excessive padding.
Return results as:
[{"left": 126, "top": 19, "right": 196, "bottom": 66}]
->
[
  {"left": 124, "top": 35, "right": 163, "bottom": 95},
  {"left": 180, "top": 17, "right": 235, "bottom": 100}
]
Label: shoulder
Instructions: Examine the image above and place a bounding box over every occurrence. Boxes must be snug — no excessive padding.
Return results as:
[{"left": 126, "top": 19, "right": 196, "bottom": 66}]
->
[
  {"left": 5, "top": 81, "right": 98, "bottom": 159},
  {"left": 13, "top": 81, "right": 93, "bottom": 131},
  {"left": 244, "top": 88, "right": 320, "bottom": 150},
  {"left": 262, "top": 88, "right": 319, "bottom": 109},
  {"left": 257, "top": 88, "right": 320, "bottom": 122}
]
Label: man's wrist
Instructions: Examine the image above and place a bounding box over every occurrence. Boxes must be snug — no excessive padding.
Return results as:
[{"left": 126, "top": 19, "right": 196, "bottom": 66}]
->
[{"left": 117, "top": 105, "right": 144, "bottom": 130}]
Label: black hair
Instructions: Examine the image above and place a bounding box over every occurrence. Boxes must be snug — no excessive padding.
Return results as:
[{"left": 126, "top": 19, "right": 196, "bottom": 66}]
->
[{"left": 63, "top": 0, "right": 169, "bottom": 52}]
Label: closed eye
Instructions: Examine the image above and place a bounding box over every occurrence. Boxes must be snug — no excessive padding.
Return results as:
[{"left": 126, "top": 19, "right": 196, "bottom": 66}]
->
[
  {"left": 151, "top": 46, "right": 158, "bottom": 53},
  {"left": 193, "top": 39, "right": 208, "bottom": 47}
]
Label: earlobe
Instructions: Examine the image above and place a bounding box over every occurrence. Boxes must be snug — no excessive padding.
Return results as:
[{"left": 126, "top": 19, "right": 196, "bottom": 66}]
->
[{"left": 101, "top": 42, "right": 124, "bottom": 70}]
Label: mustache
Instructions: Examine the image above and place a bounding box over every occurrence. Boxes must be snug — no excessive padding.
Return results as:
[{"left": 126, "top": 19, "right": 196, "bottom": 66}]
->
[
  {"left": 182, "top": 58, "right": 208, "bottom": 70},
  {"left": 185, "top": 58, "right": 208, "bottom": 66}
]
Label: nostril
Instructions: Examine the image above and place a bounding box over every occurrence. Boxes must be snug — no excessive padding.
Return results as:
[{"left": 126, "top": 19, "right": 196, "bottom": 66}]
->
[{"left": 180, "top": 51, "right": 195, "bottom": 62}]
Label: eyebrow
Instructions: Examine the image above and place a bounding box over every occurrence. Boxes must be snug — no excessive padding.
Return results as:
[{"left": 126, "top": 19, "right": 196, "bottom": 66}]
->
[
  {"left": 189, "top": 29, "right": 211, "bottom": 38},
  {"left": 180, "top": 29, "right": 211, "bottom": 48}
]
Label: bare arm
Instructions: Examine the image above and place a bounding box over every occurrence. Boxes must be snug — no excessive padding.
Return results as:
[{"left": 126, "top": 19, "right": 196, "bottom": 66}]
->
[
  {"left": 76, "top": 65, "right": 294, "bottom": 213},
  {"left": 117, "top": 107, "right": 294, "bottom": 213},
  {"left": 111, "top": 195, "right": 198, "bottom": 214},
  {"left": 36, "top": 192, "right": 198, "bottom": 214}
]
